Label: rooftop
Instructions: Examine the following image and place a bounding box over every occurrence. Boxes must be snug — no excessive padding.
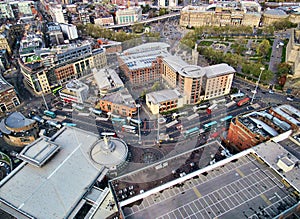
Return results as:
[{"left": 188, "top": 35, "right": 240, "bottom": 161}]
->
[
  {"left": 123, "top": 42, "right": 169, "bottom": 55},
  {"left": 146, "top": 89, "right": 182, "bottom": 104},
  {"left": 238, "top": 109, "right": 291, "bottom": 138},
  {"left": 93, "top": 68, "right": 124, "bottom": 92},
  {"left": 253, "top": 140, "right": 300, "bottom": 191},
  {"left": 4, "top": 112, "right": 36, "bottom": 129},
  {"left": 65, "top": 79, "right": 89, "bottom": 91},
  {"left": 271, "top": 104, "right": 300, "bottom": 127},
  {"left": 163, "top": 56, "right": 205, "bottom": 78},
  {"left": 0, "top": 127, "right": 108, "bottom": 219},
  {"left": 264, "top": 9, "right": 288, "bottom": 16},
  {"left": 118, "top": 149, "right": 299, "bottom": 219},
  {"left": 203, "top": 63, "right": 236, "bottom": 78},
  {"left": 101, "top": 88, "right": 136, "bottom": 108},
  {"left": 109, "top": 141, "right": 227, "bottom": 203}
]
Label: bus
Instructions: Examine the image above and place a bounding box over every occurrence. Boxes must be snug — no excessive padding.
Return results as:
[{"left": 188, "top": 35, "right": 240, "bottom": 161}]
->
[
  {"left": 46, "top": 120, "right": 61, "bottom": 129},
  {"left": 112, "top": 117, "right": 126, "bottom": 125},
  {"left": 44, "top": 110, "right": 56, "bottom": 119},
  {"left": 62, "top": 122, "right": 77, "bottom": 127},
  {"left": 72, "top": 104, "right": 85, "bottom": 111},
  {"left": 165, "top": 120, "right": 178, "bottom": 128},
  {"left": 121, "top": 125, "right": 137, "bottom": 134},
  {"left": 183, "top": 127, "right": 200, "bottom": 138},
  {"left": 225, "top": 101, "right": 236, "bottom": 108},
  {"left": 52, "top": 86, "right": 62, "bottom": 95},
  {"left": 230, "top": 92, "right": 245, "bottom": 100},
  {"left": 203, "top": 121, "right": 218, "bottom": 131},
  {"left": 31, "top": 115, "right": 45, "bottom": 124},
  {"left": 220, "top": 115, "right": 233, "bottom": 126},
  {"left": 130, "top": 118, "right": 143, "bottom": 127},
  {"left": 101, "top": 132, "right": 117, "bottom": 137},
  {"left": 237, "top": 97, "right": 250, "bottom": 107},
  {"left": 89, "top": 108, "right": 102, "bottom": 116}
]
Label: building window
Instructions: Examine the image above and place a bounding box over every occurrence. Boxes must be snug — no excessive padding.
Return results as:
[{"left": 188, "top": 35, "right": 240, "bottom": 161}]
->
[{"left": 0, "top": 103, "right": 6, "bottom": 112}]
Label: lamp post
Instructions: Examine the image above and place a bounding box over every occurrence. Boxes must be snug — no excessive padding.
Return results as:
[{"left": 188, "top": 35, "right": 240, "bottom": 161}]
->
[
  {"left": 136, "top": 104, "right": 142, "bottom": 144},
  {"left": 35, "top": 79, "right": 49, "bottom": 110},
  {"left": 250, "top": 67, "right": 265, "bottom": 104}
]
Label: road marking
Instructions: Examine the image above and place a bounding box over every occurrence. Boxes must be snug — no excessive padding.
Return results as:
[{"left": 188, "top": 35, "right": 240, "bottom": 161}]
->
[
  {"left": 260, "top": 194, "right": 272, "bottom": 206},
  {"left": 236, "top": 168, "right": 245, "bottom": 177},
  {"left": 193, "top": 187, "right": 202, "bottom": 198}
]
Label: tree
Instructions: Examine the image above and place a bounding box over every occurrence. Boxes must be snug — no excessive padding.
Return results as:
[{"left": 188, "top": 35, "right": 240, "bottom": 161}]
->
[
  {"left": 277, "top": 62, "right": 292, "bottom": 76},
  {"left": 151, "top": 82, "right": 160, "bottom": 91},
  {"left": 256, "top": 39, "right": 270, "bottom": 58}
]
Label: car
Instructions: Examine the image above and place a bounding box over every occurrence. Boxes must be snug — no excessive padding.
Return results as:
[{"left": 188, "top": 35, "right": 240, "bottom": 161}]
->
[
  {"left": 287, "top": 97, "right": 294, "bottom": 101},
  {"left": 269, "top": 90, "right": 274, "bottom": 94}
]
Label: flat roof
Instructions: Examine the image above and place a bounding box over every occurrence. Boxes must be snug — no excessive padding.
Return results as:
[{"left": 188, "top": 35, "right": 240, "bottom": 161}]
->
[
  {"left": 271, "top": 105, "right": 300, "bottom": 127},
  {"left": 146, "top": 89, "right": 181, "bottom": 104},
  {"left": 123, "top": 42, "right": 169, "bottom": 55},
  {"left": 110, "top": 141, "right": 227, "bottom": 204},
  {"left": 0, "top": 127, "right": 106, "bottom": 219},
  {"left": 253, "top": 140, "right": 300, "bottom": 190},
  {"left": 119, "top": 151, "right": 299, "bottom": 219},
  {"left": 93, "top": 68, "right": 124, "bottom": 91},
  {"left": 102, "top": 88, "right": 136, "bottom": 108}
]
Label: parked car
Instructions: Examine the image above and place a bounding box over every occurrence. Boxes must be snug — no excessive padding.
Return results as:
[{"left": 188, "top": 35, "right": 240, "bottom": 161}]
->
[{"left": 287, "top": 97, "right": 294, "bottom": 101}]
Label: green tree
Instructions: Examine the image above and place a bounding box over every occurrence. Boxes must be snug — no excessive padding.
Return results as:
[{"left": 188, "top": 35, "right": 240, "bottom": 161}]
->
[
  {"left": 277, "top": 62, "right": 291, "bottom": 76},
  {"left": 256, "top": 39, "right": 270, "bottom": 58},
  {"left": 132, "top": 23, "right": 144, "bottom": 33},
  {"left": 151, "top": 82, "right": 160, "bottom": 91}
]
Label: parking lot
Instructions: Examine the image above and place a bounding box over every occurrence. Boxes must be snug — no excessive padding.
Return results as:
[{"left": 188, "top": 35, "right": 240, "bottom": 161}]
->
[{"left": 122, "top": 154, "right": 299, "bottom": 219}]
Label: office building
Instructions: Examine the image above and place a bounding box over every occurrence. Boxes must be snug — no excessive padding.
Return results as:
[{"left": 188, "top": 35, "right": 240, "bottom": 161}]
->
[
  {"left": 0, "top": 112, "right": 39, "bottom": 147},
  {"left": 48, "top": 4, "right": 65, "bottom": 23},
  {"left": 0, "top": 126, "right": 127, "bottom": 218},
  {"left": 0, "top": 75, "right": 20, "bottom": 113},
  {"left": 161, "top": 56, "right": 235, "bottom": 104},
  {"left": 146, "top": 89, "right": 184, "bottom": 115},
  {"left": 0, "top": 1, "right": 33, "bottom": 19},
  {"left": 99, "top": 88, "right": 137, "bottom": 117},
  {"left": 59, "top": 80, "right": 89, "bottom": 104},
  {"left": 118, "top": 42, "right": 170, "bottom": 86},
  {"left": 46, "top": 23, "right": 64, "bottom": 46},
  {"left": 60, "top": 23, "right": 78, "bottom": 40},
  {"left": 110, "top": 140, "right": 300, "bottom": 219},
  {"left": 227, "top": 105, "right": 299, "bottom": 151}
]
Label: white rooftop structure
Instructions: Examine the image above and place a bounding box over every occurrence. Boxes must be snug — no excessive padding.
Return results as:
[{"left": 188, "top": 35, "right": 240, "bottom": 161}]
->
[
  {"left": 146, "top": 89, "right": 182, "bottom": 104},
  {"left": 253, "top": 140, "right": 300, "bottom": 191},
  {"left": 272, "top": 104, "right": 300, "bottom": 127},
  {"left": 93, "top": 68, "right": 124, "bottom": 95},
  {"left": 0, "top": 127, "right": 126, "bottom": 219},
  {"left": 163, "top": 56, "right": 205, "bottom": 78},
  {"left": 203, "top": 63, "right": 236, "bottom": 78},
  {"left": 123, "top": 42, "right": 170, "bottom": 55}
]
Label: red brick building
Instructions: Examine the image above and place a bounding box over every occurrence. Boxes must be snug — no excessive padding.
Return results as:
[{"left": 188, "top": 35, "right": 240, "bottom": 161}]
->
[{"left": 227, "top": 108, "right": 292, "bottom": 151}]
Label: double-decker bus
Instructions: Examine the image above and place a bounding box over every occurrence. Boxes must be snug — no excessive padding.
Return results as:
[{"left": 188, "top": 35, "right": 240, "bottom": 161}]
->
[
  {"left": 52, "top": 86, "right": 62, "bottom": 95},
  {"left": 44, "top": 110, "right": 56, "bottom": 119},
  {"left": 203, "top": 121, "right": 218, "bottom": 131},
  {"left": 112, "top": 117, "right": 126, "bottom": 125},
  {"left": 183, "top": 127, "right": 200, "bottom": 138},
  {"left": 207, "top": 104, "right": 218, "bottom": 114},
  {"left": 121, "top": 125, "right": 137, "bottom": 134}
]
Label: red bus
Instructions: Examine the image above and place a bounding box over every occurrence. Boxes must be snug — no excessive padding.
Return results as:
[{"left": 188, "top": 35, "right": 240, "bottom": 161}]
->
[
  {"left": 237, "top": 97, "right": 250, "bottom": 107},
  {"left": 206, "top": 104, "right": 218, "bottom": 114}
]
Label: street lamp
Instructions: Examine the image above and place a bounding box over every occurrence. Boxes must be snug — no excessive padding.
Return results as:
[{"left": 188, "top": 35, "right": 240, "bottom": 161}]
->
[
  {"left": 250, "top": 66, "right": 265, "bottom": 104},
  {"left": 34, "top": 79, "right": 49, "bottom": 110},
  {"left": 136, "top": 104, "right": 142, "bottom": 144}
]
